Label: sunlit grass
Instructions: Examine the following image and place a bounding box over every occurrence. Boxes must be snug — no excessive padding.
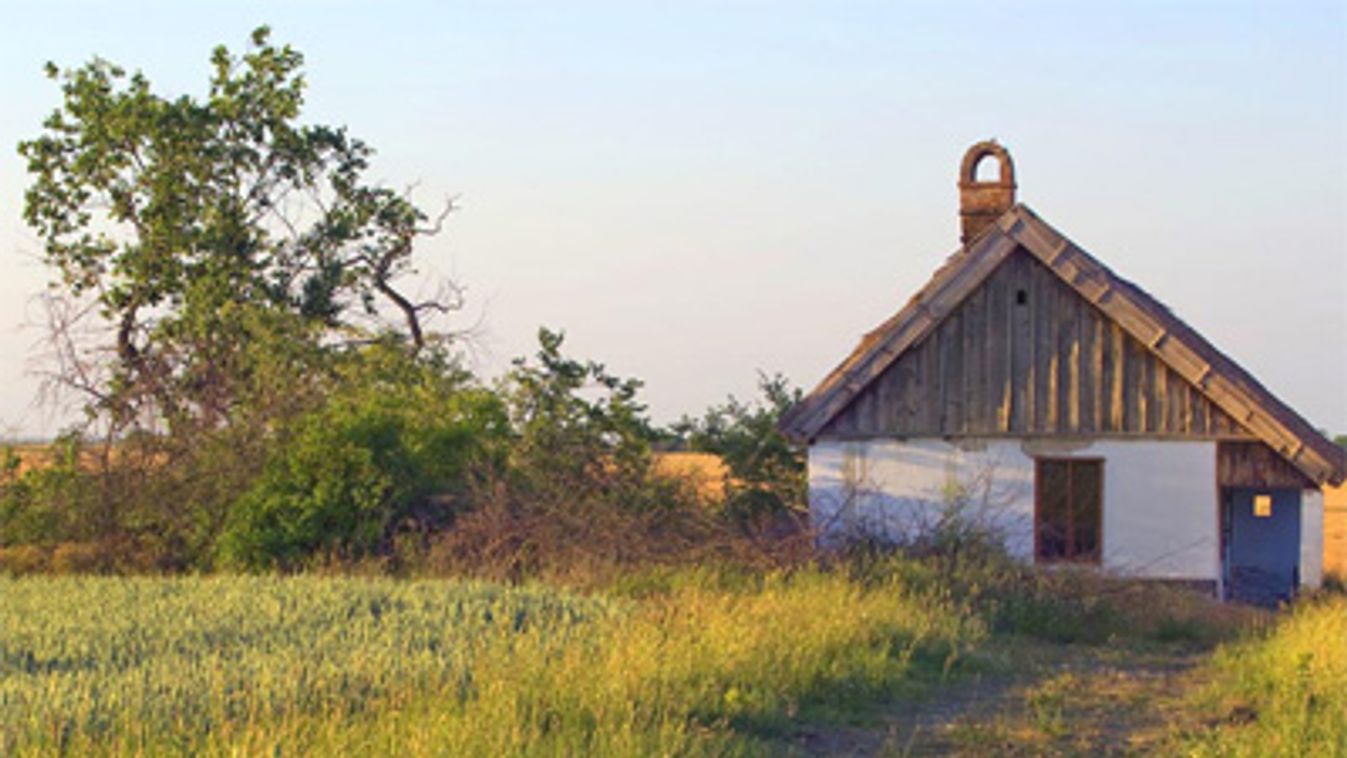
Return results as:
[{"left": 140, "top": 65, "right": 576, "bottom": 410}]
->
[
  {"left": 0, "top": 570, "right": 983, "bottom": 756},
  {"left": 1177, "top": 595, "right": 1346, "bottom": 758}
]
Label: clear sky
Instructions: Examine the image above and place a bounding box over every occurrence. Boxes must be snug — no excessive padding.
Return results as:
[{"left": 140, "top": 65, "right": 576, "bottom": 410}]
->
[{"left": 0, "top": 1, "right": 1343, "bottom": 438}]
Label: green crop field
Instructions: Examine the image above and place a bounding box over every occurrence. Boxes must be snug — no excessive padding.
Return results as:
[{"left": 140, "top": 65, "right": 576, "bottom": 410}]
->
[
  {"left": 0, "top": 571, "right": 980, "bottom": 757},
  {"left": 1, "top": 576, "right": 613, "bottom": 756}
]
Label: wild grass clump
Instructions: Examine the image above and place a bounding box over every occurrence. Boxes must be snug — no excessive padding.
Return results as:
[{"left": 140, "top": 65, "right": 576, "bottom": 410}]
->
[
  {"left": 834, "top": 539, "right": 1250, "bottom": 647},
  {"left": 986, "top": 570, "right": 1253, "bottom": 646},
  {"left": 1176, "top": 595, "right": 1346, "bottom": 758}
]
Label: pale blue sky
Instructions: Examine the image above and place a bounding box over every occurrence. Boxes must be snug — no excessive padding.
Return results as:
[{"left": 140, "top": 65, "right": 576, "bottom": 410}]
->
[{"left": 1, "top": 1, "right": 1344, "bottom": 437}]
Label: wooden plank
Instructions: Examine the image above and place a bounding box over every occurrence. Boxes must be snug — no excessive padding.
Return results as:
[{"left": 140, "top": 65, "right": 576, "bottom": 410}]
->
[
  {"left": 1167, "top": 368, "right": 1184, "bottom": 433},
  {"left": 1182, "top": 382, "right": 1194, "bottom": 434},
  {"left": 987, "top": 280, "right": 1000, "bottom": 434},
  {"left": 898, "top": 339, "right": 917, "bottom": 433},
  {"left": 942, "top": 313, "right": 963, "bottom": 432},
  {"left": 1193, "top": 382, "right": 1209, "bottom": 434},
  {"left": 967, "top": 286, "right": 988, "bottom": 434},
  {"left": 1047, "top": 281, "right": 1061, "bottom": 432},
  {"left": 1007, "top": 254, "right": 1023, "bottom": 433},
  {"left": 921, "top": 331, "right": 938, "bottom": 432},
  {"left": 1141, "top": 346, "right": 1155, "bottom": 433},
  {"left": 1110, "top": 322, "right": 1125, "bottom": 431},
  {"left": 988, "top": 261, "right": 1010, "bottom": 433},
  {"left": 1090, "top": 315, "right": 1104, "bottom": 432},
  {"left": 1012, "top": 253, "right": 1034, "bottom": 431},
  {"left": 901, "top": 355, "right": 920, "bottom": 431},
  {"left": 1154, "top": 360, "right": 1169, "bottom": 433},
  {"left": 978, "top": 285, "right": 994, "bottom": 433},
  {"left": 1033, "top": 260, "right": 1054, "bottom": 431},
  {"left": 961, "top": 288, "right": 976, "bottom": 434},
  {"left": 1123, "top": 333, "right": 1141, "bottom": 431},
  {"left": 1063, "top": 285, "right": 1080, "bottom": 433},
  {"left": 875, "top": 350, "right": 897, "bottom": 434}
]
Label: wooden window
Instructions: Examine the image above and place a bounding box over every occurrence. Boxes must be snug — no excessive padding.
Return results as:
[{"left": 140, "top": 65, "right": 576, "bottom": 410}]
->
[{"left": 1035, "top": 458, "right": 1103, "bottom": 564}]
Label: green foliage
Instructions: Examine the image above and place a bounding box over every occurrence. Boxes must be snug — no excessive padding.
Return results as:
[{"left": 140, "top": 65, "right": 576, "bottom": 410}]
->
[
  {"left": 0, "top": 435, "right": 98, "bottom": 546},
  {"left": 218, "top": 344, "right": 507, "bottom": 570},
  {"left": 423, "top": 329, "right": 721, "bottom": 582},
  {"left": 675, "top": 372, "right": 806, "bottom": 522},
  {"left": 11, "top": 27, "right": 481, "bottom": 572},
  {"left": 19, "top": 26, "right": 449, "bottom": 434},
  {"left": 501, "top": 328, "right": 661, "bottom": 508}
]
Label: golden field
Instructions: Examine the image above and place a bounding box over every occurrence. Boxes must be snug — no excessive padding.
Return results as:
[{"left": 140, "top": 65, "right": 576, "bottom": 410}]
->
[{"left": 1324, "top": 483, "right": 1347, "bottom": 579}]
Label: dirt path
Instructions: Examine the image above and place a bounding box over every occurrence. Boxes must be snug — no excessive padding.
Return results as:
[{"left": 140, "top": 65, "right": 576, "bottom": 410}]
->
[{"left": 786, "top": 639, "right": 1210, "bottom": 757}]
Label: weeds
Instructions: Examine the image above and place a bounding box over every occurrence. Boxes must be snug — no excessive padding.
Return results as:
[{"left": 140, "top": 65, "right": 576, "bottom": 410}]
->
[{"left": 1176, "top": 595, "right": 1346, "bottom": 757}]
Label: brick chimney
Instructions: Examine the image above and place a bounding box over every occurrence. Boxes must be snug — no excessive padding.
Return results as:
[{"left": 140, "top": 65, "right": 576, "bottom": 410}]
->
[{"left": 958, "top": 140, "right": 1016, "bottom": 245}]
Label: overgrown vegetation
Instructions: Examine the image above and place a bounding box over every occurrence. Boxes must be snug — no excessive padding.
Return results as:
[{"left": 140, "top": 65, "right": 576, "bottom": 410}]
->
[
  {"left": 1, "top": 25, "right": 808, "bottom": 571},
  {"left": 1176, "top": 595, "right": 1346, "bottom": 757},
  {"left": 0, "top": 326, "right": 806, "bottom": 576},
  {"left": 673, "top": 373, "right": 807, "bottom": 525}
]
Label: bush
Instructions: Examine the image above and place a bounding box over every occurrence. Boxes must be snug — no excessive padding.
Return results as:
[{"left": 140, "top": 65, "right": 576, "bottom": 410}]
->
[
  {"left": 673, "top": 373, "right": 806, "bottom": 526},
  {"left": 0, "top": 435, "right": 101, "bottom": 547},
  {"left": 217, "top": 346, "right": 508, "bottom": 571}
]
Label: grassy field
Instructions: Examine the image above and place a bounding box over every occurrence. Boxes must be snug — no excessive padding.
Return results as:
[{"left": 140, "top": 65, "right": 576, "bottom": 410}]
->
[
  {"left": 2, "top": 564, "right": 1341, "bottom": 756},
  {"left": 0, "top": 570, "right": 981, "bottom": 757}
]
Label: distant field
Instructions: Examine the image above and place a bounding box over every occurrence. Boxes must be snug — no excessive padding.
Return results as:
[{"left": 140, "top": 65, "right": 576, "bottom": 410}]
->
[
  {"left": 4, "top": 442, "right": 723, "bottom": 484},
  {"left": 651, "top": 450, "right": 729, "bottom": 499},
  {"left": 1, "top": 443, "right": 115, "bottom": 477},
  {"left": 1324, "top": 484, "right": 1347, "bottom": 578}
]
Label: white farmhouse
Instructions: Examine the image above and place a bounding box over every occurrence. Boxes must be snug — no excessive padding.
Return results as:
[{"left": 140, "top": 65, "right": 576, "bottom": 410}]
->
[{"left": 779, "top": 141, "right": 1346, "bottom": 604}]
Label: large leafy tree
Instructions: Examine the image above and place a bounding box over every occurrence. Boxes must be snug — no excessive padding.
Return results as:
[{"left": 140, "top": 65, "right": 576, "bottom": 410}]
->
[{"left": 19, "top": 27, "right": 457, "bottom": 433}]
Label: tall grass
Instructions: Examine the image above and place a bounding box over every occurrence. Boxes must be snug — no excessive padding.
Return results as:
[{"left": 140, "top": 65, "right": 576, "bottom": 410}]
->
[
  {"left": 0, "top": 570, "right": 983, "bottom": 756},
  {"left": 1178, "top": 595, "right": 1346, "bottom": 758}
]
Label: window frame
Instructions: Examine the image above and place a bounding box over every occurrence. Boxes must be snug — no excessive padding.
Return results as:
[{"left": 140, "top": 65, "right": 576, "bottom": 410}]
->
[{"left": 1033, "top": 457, "right": 1105, "bottom": 565}]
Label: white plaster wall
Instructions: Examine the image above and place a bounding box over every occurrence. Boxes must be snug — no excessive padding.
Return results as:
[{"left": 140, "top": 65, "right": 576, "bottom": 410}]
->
[
  {"left": 1095, "top": 441, "right": 1218, "bottom": 580},
  {"left": 808, "top": 439, "right": 1037, "bottom": 559},
  {"left": 1300, "top": 488, "right": 1324, "bottom": 589},
  {"left": 808, "top": 437, "right": 1219, "bottom": 580}
]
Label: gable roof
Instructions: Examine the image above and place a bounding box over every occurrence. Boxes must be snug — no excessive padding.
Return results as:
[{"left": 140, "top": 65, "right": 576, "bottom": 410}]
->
[{"left": 780, "top": 204, "right": 1347, "bottom": 486}]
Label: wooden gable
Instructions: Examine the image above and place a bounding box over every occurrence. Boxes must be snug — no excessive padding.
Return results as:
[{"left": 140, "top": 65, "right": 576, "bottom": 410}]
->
[
  {"left": 820, "top": 248, "right": 1250, "bottom": 439},
  {"left": 781, "top": 204, "right": 1346, "bottom": 486}
]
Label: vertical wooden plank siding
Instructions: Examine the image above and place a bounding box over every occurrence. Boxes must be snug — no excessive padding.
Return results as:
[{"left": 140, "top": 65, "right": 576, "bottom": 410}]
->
[
  {"left": 1110, "top": 323, "right": 1126, "bottom": 431},
  {"left": 820, "top": 249, "right": 1251, "bottom": 439}
]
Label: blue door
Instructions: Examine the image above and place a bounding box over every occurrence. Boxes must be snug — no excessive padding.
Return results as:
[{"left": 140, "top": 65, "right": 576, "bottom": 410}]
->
[{"left": 1222, "top": 488, "right": 1301, "bottom": 605}]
